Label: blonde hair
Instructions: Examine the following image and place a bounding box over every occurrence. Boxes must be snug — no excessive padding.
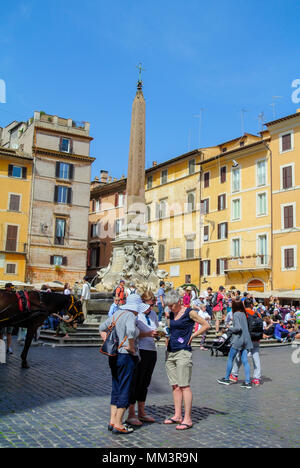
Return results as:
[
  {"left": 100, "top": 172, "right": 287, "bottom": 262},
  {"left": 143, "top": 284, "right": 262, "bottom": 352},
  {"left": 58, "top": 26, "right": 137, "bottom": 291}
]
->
[{"left": 141, "top": 289, "right": 155, "bottom": 302}]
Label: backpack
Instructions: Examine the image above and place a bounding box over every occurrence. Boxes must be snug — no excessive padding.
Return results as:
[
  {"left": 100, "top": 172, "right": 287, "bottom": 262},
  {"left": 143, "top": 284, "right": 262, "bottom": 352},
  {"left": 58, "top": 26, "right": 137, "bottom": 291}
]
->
[
  {"left": 99, "top": 312, "right": 128, "bottom": 357},
  {"left": 211, "top": 292, "right": 218, "bottom": 307},
  {"left": 247, "top": 312, "right": 264, "bottom": 341}
]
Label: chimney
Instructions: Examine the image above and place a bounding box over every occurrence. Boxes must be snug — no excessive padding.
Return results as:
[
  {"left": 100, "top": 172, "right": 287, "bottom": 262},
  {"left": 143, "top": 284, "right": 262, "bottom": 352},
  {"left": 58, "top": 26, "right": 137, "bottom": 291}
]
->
[
  {"left": 108, "top": 176, "right": 112, "bottom": 183},
  {"left": 100, "top": 170, "right": 108, "bottom": 183},
  {"left": 152, "top": 161, "right": 157, "bottom": 166}
]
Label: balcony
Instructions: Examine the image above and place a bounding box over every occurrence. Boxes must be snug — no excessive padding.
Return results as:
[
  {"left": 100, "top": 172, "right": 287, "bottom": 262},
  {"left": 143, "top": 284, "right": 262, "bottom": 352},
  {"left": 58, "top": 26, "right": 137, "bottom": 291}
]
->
[
  {"left": 224, "top": 255, "right": 271, "bottom": 273},
  {"left": 0, "top": 241, "right": 27, "bottom": 254}
]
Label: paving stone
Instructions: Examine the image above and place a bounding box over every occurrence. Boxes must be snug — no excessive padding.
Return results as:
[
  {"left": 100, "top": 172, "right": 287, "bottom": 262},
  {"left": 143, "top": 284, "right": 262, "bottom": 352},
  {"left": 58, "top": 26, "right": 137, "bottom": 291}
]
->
[{"left": 0, "top": 339, "right": 299, "bottom": 448}]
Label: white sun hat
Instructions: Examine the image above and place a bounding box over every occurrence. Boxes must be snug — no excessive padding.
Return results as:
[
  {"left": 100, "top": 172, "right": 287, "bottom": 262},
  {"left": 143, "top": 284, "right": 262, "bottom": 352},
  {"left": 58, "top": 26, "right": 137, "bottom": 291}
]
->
[{"left": 119, "top": 293, "right": 150, "bottom": 314}]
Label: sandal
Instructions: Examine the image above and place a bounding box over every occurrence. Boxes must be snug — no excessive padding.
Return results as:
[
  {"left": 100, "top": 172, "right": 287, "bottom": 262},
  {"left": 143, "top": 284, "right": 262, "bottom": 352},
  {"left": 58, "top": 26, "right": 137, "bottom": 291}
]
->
[
  {"left": 176, "top": 423, "right": 193, "bottom": 430},
  {"left": 112, "top": 425, "right": 134, "bottom": 434},
  {"left": 164, "top": 417, "right": 182, "bottom": 425}
]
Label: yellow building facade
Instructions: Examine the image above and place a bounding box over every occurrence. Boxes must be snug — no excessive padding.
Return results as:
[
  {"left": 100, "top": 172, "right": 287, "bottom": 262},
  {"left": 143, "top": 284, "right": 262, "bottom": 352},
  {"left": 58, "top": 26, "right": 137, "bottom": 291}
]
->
[
  {"left": 0, "top": 147, "right": 33, "bottom": 282},
  {"left": 266, "top": 110, "right": 300, "bottom": 291},
  {"left": 199, "top": 134, "right": 272, "bottom": 293}
]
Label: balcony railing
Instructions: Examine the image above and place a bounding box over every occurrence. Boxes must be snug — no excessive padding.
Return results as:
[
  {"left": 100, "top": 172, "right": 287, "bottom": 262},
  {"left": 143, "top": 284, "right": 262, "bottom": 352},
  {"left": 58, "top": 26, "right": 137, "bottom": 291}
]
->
[
  {"left": 0, "top": 241, "right": 27, "bottom": 254},
  {"left": 224, "top": 255, "right": 271, "bottom": 272}
]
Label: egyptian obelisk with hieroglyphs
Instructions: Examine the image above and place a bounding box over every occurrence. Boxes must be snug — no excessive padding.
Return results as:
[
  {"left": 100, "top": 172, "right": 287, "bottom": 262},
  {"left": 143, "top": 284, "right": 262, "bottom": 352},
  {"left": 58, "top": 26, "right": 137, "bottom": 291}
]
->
[{"left": 96, "top": 67, "right": 167, "bottom": 292}]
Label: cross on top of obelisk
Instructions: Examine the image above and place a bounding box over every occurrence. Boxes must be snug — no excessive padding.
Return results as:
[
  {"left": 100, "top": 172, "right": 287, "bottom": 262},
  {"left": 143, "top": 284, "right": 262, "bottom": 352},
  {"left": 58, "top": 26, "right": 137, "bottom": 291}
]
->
[{"left": 136, "top": 62, "right": 145, "bottom": 90}]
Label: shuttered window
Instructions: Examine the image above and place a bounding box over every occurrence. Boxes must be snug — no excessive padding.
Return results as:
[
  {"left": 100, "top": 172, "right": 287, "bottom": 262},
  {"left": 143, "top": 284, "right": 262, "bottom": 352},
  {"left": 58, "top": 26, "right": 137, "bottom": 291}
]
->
[
  {"left": 186, "top": 239, "right": 194, "bottom": 259},
  {"left": 281, "top": 133, "right": 292, "bottom": 152},
  {"left": 8, "top": 165, "right": 27, "bottom": 179},
  {"left": 55, "top": 218, "right": 66, "bottom": 245},
  {"left": 284, "top": 248, "right": 294, "bottom": 269},
  {"left": 5, "top": 225, "right": 18, "bottom": 251},
  {"left": 200, "top": 260, "right": 211, "bottom": 277},
  {"left": 204, "top": 172, "right": 210, "bottom": 188},
  {"left": 283, "top": 205, "right": 294, "bottom": 229},
  {"left": 218, "top": 222, "right": 228, "bottom": 239},
  {"left": 282, "top": 166, "right": 293, "bottom": 189},
  {"left": 6, "top": 263, "right": 16, "bottom": 274},
  {"left": 189, "top": 159, "right": 195, "bottom": 175},
  {"left": 201, "top": 198, "right": 209, "bottom": 214},
  {"left": 158, "top": 244, "right": 165, "bottom": 262},
  {"left": 54, "top": 186, "right": 72, "bottom": 204},
  {"left": 9, "top": 194, "right": 21, "bottom": 211},
  {"left": 203, "top": 225, "right": 209, "bottom": 242},
  {"left": 220, "top": 166, "right": 226, "bottom": 183},
  {"left": 218, "top": 194, "right": 226, "bottom": 211}
]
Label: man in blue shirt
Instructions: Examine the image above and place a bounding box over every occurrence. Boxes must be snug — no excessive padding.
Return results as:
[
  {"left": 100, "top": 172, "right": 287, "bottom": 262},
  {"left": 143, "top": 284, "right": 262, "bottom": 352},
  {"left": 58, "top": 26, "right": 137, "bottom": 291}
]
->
[
  {"left": 157, "top": 281, "right": 165, "bottom": 324},
  {"left": 108, "top": 297, "right": 121, "bottom": 317}
]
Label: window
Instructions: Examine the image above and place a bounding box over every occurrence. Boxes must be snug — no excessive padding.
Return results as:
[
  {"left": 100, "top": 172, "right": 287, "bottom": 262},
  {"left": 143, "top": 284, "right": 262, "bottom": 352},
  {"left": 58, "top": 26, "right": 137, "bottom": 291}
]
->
[
  {"left": 55, "top": 218, "right": 66, "bottom": 245},
  {"left": 232, "top": 238, "right": 241, "bottom": 257},
  {"left": 161, "top": 169, "right": 168, "bottom": 184},
  {"left": 282, "top": 166, "right": 293, "bottom": 189},
  {"left": 147, "top": 176, "right": 153, "bottom": 189},
  {"left": 9, "top": 194, "right": 21, "bottom": 211},
  {"left": 220, "top": 166, "right": 226, "bottom": 183},
  {"left": 186, "top": 239, "right": 194, "bottom": 259},
  {"left": 95, "top": 199, "right": 101, "bottom": 212},
  {"left": 217, "top": 258, "right": 227, "bottom": 275},
  {"left": 56, "top": 162, "right": 74, "bottom": 180},
  {"left": 201, "top": 198, "right": 209, "bottom": 214},
  {"left": 54, "top": 186, "right": 72, "bottom": 204},
  {"left": 257, "top": 192, "right": 267, "bottom": 216},
  {"left": 187, "top": 192, "right": 195, "bottom": 212},
  {"left": 280, "top": 133, "right": 292, "bottom": 152},
  {"left": 258, "top": 234, "right": 267, "bottom": 265},
  {"left": 189, "top": 159, "right": 195, "bottom": 175},
  {"left": 158, "top": 244, "right": 165, "bottom": 262},
  {"left": 232, "top": 167, "right": 240, "bottom": 192},
  {"left": 8, "top": 164, "right": 27, "bottom": 179},
  {"left": 257, "top": 160, "right": 266, "bottom": 186},
  {"left": 50, "top": 255, "right": 67, "bottom": 266},
  {"left": 283, "top": 248, "right": 295, "bottom": 269},
  {"left": 5, "top": 225, "right": 18, "bottom": 251},
  {"left": 157, "top": 200, "right": 167, "bottom": 219},
  {"left": 90, "top": 247, "right": 100, "bottom": 268},
  {"left": 91, "top": 223, "right": 99, "bottom": 238},
  {"left": 218, "top": 222, "right": 228, "bottom": 240},
  {"left": 118, "top": 193, "right": 124, "bottom": 207},
  {"left": 60, "top": 138, "right": 71, "bottom": 153},
  {"left": 6, "top": 263, "right": 16, "bottom": 274},
  {"left": 232, "top": 198, "right": 241, "bottom": 220},
  {"left": 218, "top": 194, "right": 226, "bottom": 211},
  {"left": 201, "top": 260, "right": 211, "bottom": 277},
  {"left": 115, "top": 219, "right": 123, "bottom": 235},
  {"left": 204, "top": 172, "right": 210, "bottom": 188},
  {"left": 203, "top": 225, "right": 209, "bottom": 242},
  {"left": 283, "top": 205, "right": 294, "bottom": 229}
]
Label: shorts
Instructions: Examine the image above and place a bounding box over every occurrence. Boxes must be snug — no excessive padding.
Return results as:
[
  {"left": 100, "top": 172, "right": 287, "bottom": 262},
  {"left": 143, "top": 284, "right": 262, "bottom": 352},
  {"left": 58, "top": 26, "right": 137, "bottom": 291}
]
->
[
  {"left": 0, "top": 327, "right": 14, "bottom": 335},
  {"left": 213, "top": 310, "right": 223, "bottom": 321},
  {"left": 165, "top": 349, "right": 193, "bottom": 387}
]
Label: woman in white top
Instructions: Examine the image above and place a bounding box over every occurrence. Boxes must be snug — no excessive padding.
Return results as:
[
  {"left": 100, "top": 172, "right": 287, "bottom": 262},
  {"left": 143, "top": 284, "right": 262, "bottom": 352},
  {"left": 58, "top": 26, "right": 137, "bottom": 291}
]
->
[
  {"left": 126, "top": 290, "right": 158, "bottom": 426},
  {"left": 63, "top": 283, "right": 72, "bottom": 295}
]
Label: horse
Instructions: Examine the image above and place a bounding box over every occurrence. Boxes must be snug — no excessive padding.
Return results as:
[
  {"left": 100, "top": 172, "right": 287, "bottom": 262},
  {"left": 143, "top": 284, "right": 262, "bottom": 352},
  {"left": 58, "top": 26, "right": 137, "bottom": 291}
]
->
[{"left": 0, "top": 290, "right": 84, "bottom": 368}]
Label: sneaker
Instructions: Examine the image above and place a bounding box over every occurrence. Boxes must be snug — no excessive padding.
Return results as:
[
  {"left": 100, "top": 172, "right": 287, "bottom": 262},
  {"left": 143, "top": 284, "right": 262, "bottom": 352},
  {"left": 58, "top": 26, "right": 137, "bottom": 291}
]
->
[
  {"left": 251, "top": 379, "right": 261, "bottom": 386},
  {"left": 7, "top": 347, "right": 13, "bottom": 355},
  {"left": 229, "top": 374, "right": 238, "bottom": 383},
  {"left": 240, "top": 382, "right": 252, "bottom": 389},
  {"left": 217, "top": 378, "right": 231, "bottom": 386}
]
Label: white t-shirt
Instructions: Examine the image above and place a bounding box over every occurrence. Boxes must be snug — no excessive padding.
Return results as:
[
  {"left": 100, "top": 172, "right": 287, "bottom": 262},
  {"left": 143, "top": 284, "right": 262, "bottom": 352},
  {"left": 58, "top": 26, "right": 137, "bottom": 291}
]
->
[
  {"left": 136, "top": 310, "right": 159, "bottom": 352},
  {"left": 81, "top": 282, "right": 91, "bottom": 300},
  {"left": 197, "top": 310, "right": 210, "bottom": 330}
]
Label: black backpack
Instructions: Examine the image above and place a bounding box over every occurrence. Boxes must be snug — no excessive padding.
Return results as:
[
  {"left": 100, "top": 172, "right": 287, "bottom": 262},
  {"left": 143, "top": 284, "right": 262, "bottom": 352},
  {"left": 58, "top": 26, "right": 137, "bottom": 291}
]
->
[
  {"left": 247, "top": 312, "right": 264, "bottom": 341},
  {"left": 99, "top": 312, "right": 127, "bottom": 357},
  {"left": 211, "top": 292, "right": 218, "bottom": 307}
]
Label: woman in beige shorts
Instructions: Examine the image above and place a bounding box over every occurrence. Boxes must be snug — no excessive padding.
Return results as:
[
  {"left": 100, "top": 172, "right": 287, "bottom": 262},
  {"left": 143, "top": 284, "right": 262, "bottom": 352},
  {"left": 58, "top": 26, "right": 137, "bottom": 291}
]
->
[{"left": 163, "top": 290, "right": 210, "bottom": 430}]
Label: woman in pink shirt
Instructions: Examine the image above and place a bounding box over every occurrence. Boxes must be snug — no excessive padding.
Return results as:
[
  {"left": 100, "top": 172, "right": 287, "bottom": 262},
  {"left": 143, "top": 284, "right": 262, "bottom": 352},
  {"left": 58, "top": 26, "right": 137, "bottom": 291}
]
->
[{"left": 183, "top": 286, "right": 192, "bottom": 307}]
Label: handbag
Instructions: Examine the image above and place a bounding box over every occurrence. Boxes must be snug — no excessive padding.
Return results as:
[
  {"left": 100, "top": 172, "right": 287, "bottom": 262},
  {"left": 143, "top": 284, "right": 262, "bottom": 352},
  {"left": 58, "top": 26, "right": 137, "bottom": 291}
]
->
[{"left": 99, "top": 312, "right": 128, "bottom": 357}]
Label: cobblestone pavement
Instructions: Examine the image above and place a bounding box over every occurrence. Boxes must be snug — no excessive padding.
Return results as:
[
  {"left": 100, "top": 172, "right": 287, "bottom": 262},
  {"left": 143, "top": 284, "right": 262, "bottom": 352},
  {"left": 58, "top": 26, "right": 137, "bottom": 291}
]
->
[{"left": 0, "top": 339, "right": 299, "bottom": 448}]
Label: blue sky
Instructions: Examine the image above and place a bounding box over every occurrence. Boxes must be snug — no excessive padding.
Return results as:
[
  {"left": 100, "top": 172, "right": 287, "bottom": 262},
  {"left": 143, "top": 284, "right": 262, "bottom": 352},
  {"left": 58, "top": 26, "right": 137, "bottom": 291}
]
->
[{"left": 1, "top": 0, "right": 300, "bottom": 180}]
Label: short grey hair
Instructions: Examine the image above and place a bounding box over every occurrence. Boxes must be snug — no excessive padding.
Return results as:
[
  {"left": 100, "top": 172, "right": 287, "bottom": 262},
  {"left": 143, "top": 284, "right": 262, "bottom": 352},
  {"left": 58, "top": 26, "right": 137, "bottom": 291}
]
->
[{"left": 164, "top": 289, "right": 182, "bottom": 306}]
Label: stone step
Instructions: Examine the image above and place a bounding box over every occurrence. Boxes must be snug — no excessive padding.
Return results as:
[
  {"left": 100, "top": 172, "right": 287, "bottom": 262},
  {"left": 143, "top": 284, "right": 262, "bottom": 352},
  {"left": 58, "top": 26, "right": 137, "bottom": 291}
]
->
[{"left": 38, "top": 326, "right": 294, "bottom": 349}]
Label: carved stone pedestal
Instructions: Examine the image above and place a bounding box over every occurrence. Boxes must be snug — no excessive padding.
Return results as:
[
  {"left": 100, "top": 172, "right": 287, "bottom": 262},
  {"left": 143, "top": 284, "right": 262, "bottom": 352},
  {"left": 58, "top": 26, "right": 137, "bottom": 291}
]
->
[{"left": 96, "top": 236, "right": 167, "bottom": 292}]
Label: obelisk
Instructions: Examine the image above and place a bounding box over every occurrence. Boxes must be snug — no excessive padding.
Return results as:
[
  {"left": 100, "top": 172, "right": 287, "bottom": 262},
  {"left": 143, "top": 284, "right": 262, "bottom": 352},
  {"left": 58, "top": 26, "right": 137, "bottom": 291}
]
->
[{"left": 96, "top": 67, "right": 167, "bottom": 292}]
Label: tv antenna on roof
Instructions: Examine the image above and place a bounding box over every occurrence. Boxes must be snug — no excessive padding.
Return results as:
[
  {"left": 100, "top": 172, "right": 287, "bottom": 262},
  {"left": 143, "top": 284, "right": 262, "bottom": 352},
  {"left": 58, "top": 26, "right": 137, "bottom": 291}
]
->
[
  {"left": 258, "top": 111, "right": 265, "bottom": 133},
  {"left": 270, "top": 96, "right": 282, "bottom": 119},
  {"left": 194, "top": 108, "right": 204, "bottom": 148},
  {"left": 240, "top": 108, "right": 248, "bottom": 135}
]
